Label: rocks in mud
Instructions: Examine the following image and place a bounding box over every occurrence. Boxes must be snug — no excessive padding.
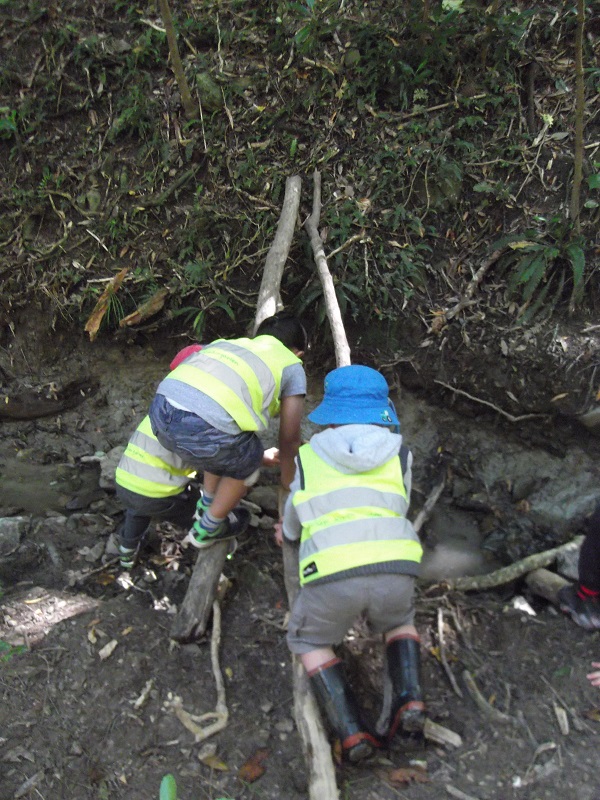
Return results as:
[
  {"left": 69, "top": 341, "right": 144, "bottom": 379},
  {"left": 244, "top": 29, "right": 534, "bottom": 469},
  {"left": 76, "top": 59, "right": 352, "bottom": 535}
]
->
[
  {"left": 579, "top": 404, "right": 600, "bottom": 435},
  {"left": 247, "top": 486, "right": 279, "bottom": 516},
  {"left": 0, "top": 517, "right": 29, "bottom": 556},
  {"left": 80, "top": 446, "right": 124, "bottom": 490}
]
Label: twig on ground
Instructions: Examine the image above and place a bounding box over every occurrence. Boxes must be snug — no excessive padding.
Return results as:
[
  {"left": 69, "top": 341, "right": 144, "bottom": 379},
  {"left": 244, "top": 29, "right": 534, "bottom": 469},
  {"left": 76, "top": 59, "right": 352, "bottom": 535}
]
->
[
  {"left": 434, "top": 380, "right": 548, "bottom": 423},
  {"left": 443, "top": 249, "right": 504, "bottom": 322},
  {"left": 164, "top": 599, "right": 229, "bottom": 742},
  {"left": 462, "top": 669, "right": 515, "bottom": 725},
  {"left": 437, "top": 608, "right": 463, "bottom": 698},
  {"left": 70, "top": 557, "right": 120, "bottom": 585}
]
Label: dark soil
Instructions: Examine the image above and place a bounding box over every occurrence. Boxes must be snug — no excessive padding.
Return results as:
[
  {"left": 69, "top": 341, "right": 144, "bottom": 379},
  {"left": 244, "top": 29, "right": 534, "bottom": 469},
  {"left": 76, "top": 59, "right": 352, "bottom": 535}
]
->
[
  {"left": 1, "top": 1, "right": 600, "bottom": 797},
  {"left": 1, "top": 327, "right": 599, "bottom": 800}
]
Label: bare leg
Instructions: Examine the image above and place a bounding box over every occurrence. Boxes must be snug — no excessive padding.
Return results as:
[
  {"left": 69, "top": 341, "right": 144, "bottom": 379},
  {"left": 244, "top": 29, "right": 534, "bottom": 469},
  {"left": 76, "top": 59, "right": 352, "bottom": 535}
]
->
[
  {"left": 384, "top": 623, "right": 418, "bottom": 644},
  {"left": 209, "top": 475, "right": 248, "bottom": 518},
  {"left": 202, "top": 472, "right": 221, "bottom": 497},
  {"left": 301, "top": 647, "right": 336, "bottom": 673}
]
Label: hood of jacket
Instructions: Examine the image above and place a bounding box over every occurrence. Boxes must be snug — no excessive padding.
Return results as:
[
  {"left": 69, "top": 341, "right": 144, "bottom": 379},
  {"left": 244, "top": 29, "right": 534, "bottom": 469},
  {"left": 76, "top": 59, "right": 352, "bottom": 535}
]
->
[{"left": 309, "top": 423, "right": 402, "bottom": 474}]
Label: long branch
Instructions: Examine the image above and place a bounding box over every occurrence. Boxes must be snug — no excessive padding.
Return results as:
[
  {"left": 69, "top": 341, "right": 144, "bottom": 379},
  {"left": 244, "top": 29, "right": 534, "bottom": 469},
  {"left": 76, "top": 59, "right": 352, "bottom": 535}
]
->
[
  {"left": 253, "top": 176, "right": 302, "bottom": 333},
  {"left": 304, "top": 170, "right": 351, "bottom": 367}
]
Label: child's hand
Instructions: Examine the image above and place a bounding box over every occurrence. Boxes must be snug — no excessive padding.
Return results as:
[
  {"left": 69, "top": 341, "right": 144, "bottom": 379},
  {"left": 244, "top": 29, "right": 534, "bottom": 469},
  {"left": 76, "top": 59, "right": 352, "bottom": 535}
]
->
[
  {"left": 274, "top": 521, "right": 284, "bottom": 547},
  {"left": 262, "top": 447, "right": 280, "bottom": 467},
  {"left": 587, "top": 662, "right": 600, "bottom": 687}
]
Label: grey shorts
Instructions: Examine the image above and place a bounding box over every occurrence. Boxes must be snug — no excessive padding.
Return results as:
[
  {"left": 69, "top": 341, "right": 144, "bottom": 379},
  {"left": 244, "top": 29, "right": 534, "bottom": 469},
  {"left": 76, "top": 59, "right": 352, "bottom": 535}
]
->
[{"left": 286, "top": 573, "right": 416, "bottom": 655}]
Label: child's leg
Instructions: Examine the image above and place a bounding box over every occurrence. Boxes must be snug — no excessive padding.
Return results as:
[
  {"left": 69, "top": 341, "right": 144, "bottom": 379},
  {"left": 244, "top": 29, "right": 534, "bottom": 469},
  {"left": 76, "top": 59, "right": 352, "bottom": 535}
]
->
[
  {"left": 207, "top": 475, "right": 248, "bottom": 518},
  {"left": 288, "top": 582, "right": 380, "bottom": 762},
  {"left": 300, "top": 647, "right": 336, "bottom": 673},
  {"left": 558, "top": 504, "right": 600, "bottom": 629},
  {"left": 385, "top": 628, "right": 426, "bottom": 737},
  {"left": 578, "top": 503, "right": 600, "bottom": 593},
  {"left": 118, "top": 510, "right": 151, "bottom": 549},
  {"left": 367, "top": 574, "right": 425, "bottom": 737},
  {"left": 117, "top": 510, "right": 151, "bottom": 569},
  {"left": 384, "top": 623, "right": 418, "bottom": 642},
  {"left": 303, "top": 648, "right": 380, "bottom": 762},
  {"left": 187, "top": 475, "right": 251, "bottom": 548}
]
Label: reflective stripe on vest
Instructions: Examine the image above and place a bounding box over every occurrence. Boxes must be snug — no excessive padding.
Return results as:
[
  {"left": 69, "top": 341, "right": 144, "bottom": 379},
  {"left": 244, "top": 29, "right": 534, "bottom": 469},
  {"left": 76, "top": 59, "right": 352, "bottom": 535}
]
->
[
  {"left": 293, "top": 444, "right": 422, "bottom": 585},
  {"left": 165, "top": 335, "right": 300, "bottom": 431},
  {"left": 115, "top": 416, "right": 195, "bottom": 498}
]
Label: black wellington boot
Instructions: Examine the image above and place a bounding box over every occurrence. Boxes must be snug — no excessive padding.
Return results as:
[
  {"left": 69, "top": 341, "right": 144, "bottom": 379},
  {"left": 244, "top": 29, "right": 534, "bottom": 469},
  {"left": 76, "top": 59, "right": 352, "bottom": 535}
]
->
[
  {"left": 309, "top": 658, "right": 381, "bottom": 763},
  {"left": 386, "top": 634, "right": 426, "bottom": 739}
]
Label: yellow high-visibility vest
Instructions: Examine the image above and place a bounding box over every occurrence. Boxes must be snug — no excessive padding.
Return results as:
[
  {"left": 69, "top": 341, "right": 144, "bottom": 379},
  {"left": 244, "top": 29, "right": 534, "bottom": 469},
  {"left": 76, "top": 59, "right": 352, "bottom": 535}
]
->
[
  {"left": 165, "top": 335, "right": 301, "bottom": 431},
  {"left": 115, "top": 416, "right": 195, "bottom": 498},
  {"left": 293, "top": 443, "right": 422, "bottom": 585}
]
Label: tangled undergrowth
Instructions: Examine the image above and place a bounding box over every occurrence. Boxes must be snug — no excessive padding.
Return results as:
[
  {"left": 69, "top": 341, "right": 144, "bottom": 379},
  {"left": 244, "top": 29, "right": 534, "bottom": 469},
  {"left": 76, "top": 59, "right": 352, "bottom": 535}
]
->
[{"left": 0, "top": 0, "right": 598, "bottom": 344}]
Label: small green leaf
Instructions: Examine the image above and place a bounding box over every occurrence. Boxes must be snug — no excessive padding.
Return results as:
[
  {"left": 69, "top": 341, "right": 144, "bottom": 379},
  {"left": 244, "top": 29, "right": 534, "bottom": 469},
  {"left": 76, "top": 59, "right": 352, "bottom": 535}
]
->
[
  {"left": 473, "top": 182, "right": 495, "bottom": 193},
  {"left": 553, "top": 666, "right": 572, "bottom": 679},
  {"left": 160, "top": 773, "right": 178, "bottom": 800},
  {"left": 587, "top": 173, "right": 600, "bottom": 190}
]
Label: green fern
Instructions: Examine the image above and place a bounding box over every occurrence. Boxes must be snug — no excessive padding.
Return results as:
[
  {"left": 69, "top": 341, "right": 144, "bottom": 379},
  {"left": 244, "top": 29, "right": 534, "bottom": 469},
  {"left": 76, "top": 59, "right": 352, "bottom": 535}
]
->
[{"left": 493, "top": 228, "right": 587, "bottom": 322}]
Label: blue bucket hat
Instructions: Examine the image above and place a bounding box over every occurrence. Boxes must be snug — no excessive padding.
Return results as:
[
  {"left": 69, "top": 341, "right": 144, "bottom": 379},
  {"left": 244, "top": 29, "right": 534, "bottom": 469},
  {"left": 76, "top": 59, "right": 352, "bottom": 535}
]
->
[{"left": 308, "top": 365, "right": 399, "bottom": 427}]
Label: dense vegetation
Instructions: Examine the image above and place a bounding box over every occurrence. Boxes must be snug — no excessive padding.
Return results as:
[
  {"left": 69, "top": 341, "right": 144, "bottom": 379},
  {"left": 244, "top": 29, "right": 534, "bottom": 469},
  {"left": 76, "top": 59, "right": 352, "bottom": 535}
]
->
[{"left": 0, "top": 0, "right": 598, "bottom": 342}]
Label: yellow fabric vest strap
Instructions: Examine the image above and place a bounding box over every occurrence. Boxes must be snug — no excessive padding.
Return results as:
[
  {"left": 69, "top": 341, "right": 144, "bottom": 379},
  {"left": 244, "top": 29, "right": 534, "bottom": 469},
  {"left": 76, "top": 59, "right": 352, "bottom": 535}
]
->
[
  {"left": 293, "top": 444, "right": 422, "bottom": 585},
  {"left": 115, "top": 416, "right": 195, "bottom": 498},
  {"left": 165, "top": 335, "right": 301, "bottom": 431}
]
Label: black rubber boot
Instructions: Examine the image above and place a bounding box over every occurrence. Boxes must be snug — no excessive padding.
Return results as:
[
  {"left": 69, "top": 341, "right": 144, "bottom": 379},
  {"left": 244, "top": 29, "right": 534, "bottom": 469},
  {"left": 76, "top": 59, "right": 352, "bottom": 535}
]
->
[
  {"left": 309, "top": 658, "right": 380, "bottom": 763},
  {"left": 386, "top": 635, "right": 426, "bottom": 739}
]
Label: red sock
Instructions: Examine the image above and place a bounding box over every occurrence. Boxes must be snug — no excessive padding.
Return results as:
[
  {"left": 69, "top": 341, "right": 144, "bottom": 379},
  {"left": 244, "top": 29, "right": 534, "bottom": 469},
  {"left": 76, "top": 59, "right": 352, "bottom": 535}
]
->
[{"left": 577, "top": 584, "right": 600, "bottom": 600}]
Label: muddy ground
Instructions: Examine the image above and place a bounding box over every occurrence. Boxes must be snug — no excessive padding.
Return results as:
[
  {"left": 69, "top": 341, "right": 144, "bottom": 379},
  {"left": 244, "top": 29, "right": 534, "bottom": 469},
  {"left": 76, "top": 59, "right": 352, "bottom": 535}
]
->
[{"left": 1, "top": 321, "right": 600, "bottom": 800}]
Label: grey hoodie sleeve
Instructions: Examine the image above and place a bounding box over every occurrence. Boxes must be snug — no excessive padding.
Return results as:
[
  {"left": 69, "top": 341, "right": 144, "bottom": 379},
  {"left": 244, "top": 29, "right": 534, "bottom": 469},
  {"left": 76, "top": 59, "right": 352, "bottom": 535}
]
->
[
  {"left": 282, "top": 459, "right": 302, "bottom": 541},
  {"left": 403, "top": 447, "right": 413, "bottom": 504}
]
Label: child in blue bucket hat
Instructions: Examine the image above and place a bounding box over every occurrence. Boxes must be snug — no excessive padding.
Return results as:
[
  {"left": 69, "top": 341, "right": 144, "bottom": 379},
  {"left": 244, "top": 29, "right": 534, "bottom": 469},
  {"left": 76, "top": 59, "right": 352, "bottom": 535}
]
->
[{"left": 279, "top": 364, "right": 425, "bottom": 762}]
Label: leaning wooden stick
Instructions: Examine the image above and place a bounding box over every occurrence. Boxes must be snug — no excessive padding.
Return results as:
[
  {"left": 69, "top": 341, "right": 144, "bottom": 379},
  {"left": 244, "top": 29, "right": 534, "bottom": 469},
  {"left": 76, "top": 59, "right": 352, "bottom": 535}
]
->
[
  {"left": 304, "top": 169, "right": 351, "bottom": 367},
  {"left": 253, "top": 175, "right": 302, "bottom": 333},
  {"left": 412, "top": 477, "right": 446, "bottom": 535}
]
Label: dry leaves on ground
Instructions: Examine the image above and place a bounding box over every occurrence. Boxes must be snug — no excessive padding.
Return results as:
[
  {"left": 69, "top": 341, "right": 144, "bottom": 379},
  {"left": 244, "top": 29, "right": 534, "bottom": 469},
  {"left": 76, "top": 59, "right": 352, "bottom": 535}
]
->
[{"left": 237, "top": 748, "right": 269, "bottom": 783}]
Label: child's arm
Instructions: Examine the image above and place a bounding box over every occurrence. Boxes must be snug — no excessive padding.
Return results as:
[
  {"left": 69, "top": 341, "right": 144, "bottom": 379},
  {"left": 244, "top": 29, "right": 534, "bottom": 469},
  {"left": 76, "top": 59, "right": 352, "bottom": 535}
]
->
[
  {"left": 587, "top": 662, "right": 600, "bottom": 687},
  {"left": 277, "top": 394, "right": 304, "bottom": 490}
]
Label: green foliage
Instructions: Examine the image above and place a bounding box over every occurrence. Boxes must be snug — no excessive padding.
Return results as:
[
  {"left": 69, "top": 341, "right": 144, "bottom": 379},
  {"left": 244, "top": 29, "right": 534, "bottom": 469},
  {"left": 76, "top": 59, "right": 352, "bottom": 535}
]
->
[
  {"left": 585, "top": 165, "right": 600, "bottom": 209},
  {"left": 109, "top": 77, "right": 160, "bottom": 140},
  {"left": 0, "top": 640, "right": 27, "bottom": 664},
  {"left": 172, "top": 294, "right": 236, "bottom": 340},
  {"left": 493, "top": 221, "right": 587, "bottom": 323},
  {"left": 0, "top": 106, "right": 17, "bottom": 139}
]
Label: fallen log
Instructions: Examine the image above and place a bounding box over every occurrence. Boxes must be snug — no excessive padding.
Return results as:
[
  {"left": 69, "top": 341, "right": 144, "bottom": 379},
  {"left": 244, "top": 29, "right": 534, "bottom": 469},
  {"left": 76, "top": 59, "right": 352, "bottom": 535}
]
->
[
  {"left": 283, "top": 537, "right": 339, "bottom": 799},
  {"left": 0, "top": 377, "right": 98, "bottom": 421},
  {"left": 524, "top": 567, "right": 570, "bottom": 605},
  {"left": 169, "top": 541, "right": 229, "bottom": 642},
  {"left": 439, "top": 536, "right": 583, "bottom": 592}
]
